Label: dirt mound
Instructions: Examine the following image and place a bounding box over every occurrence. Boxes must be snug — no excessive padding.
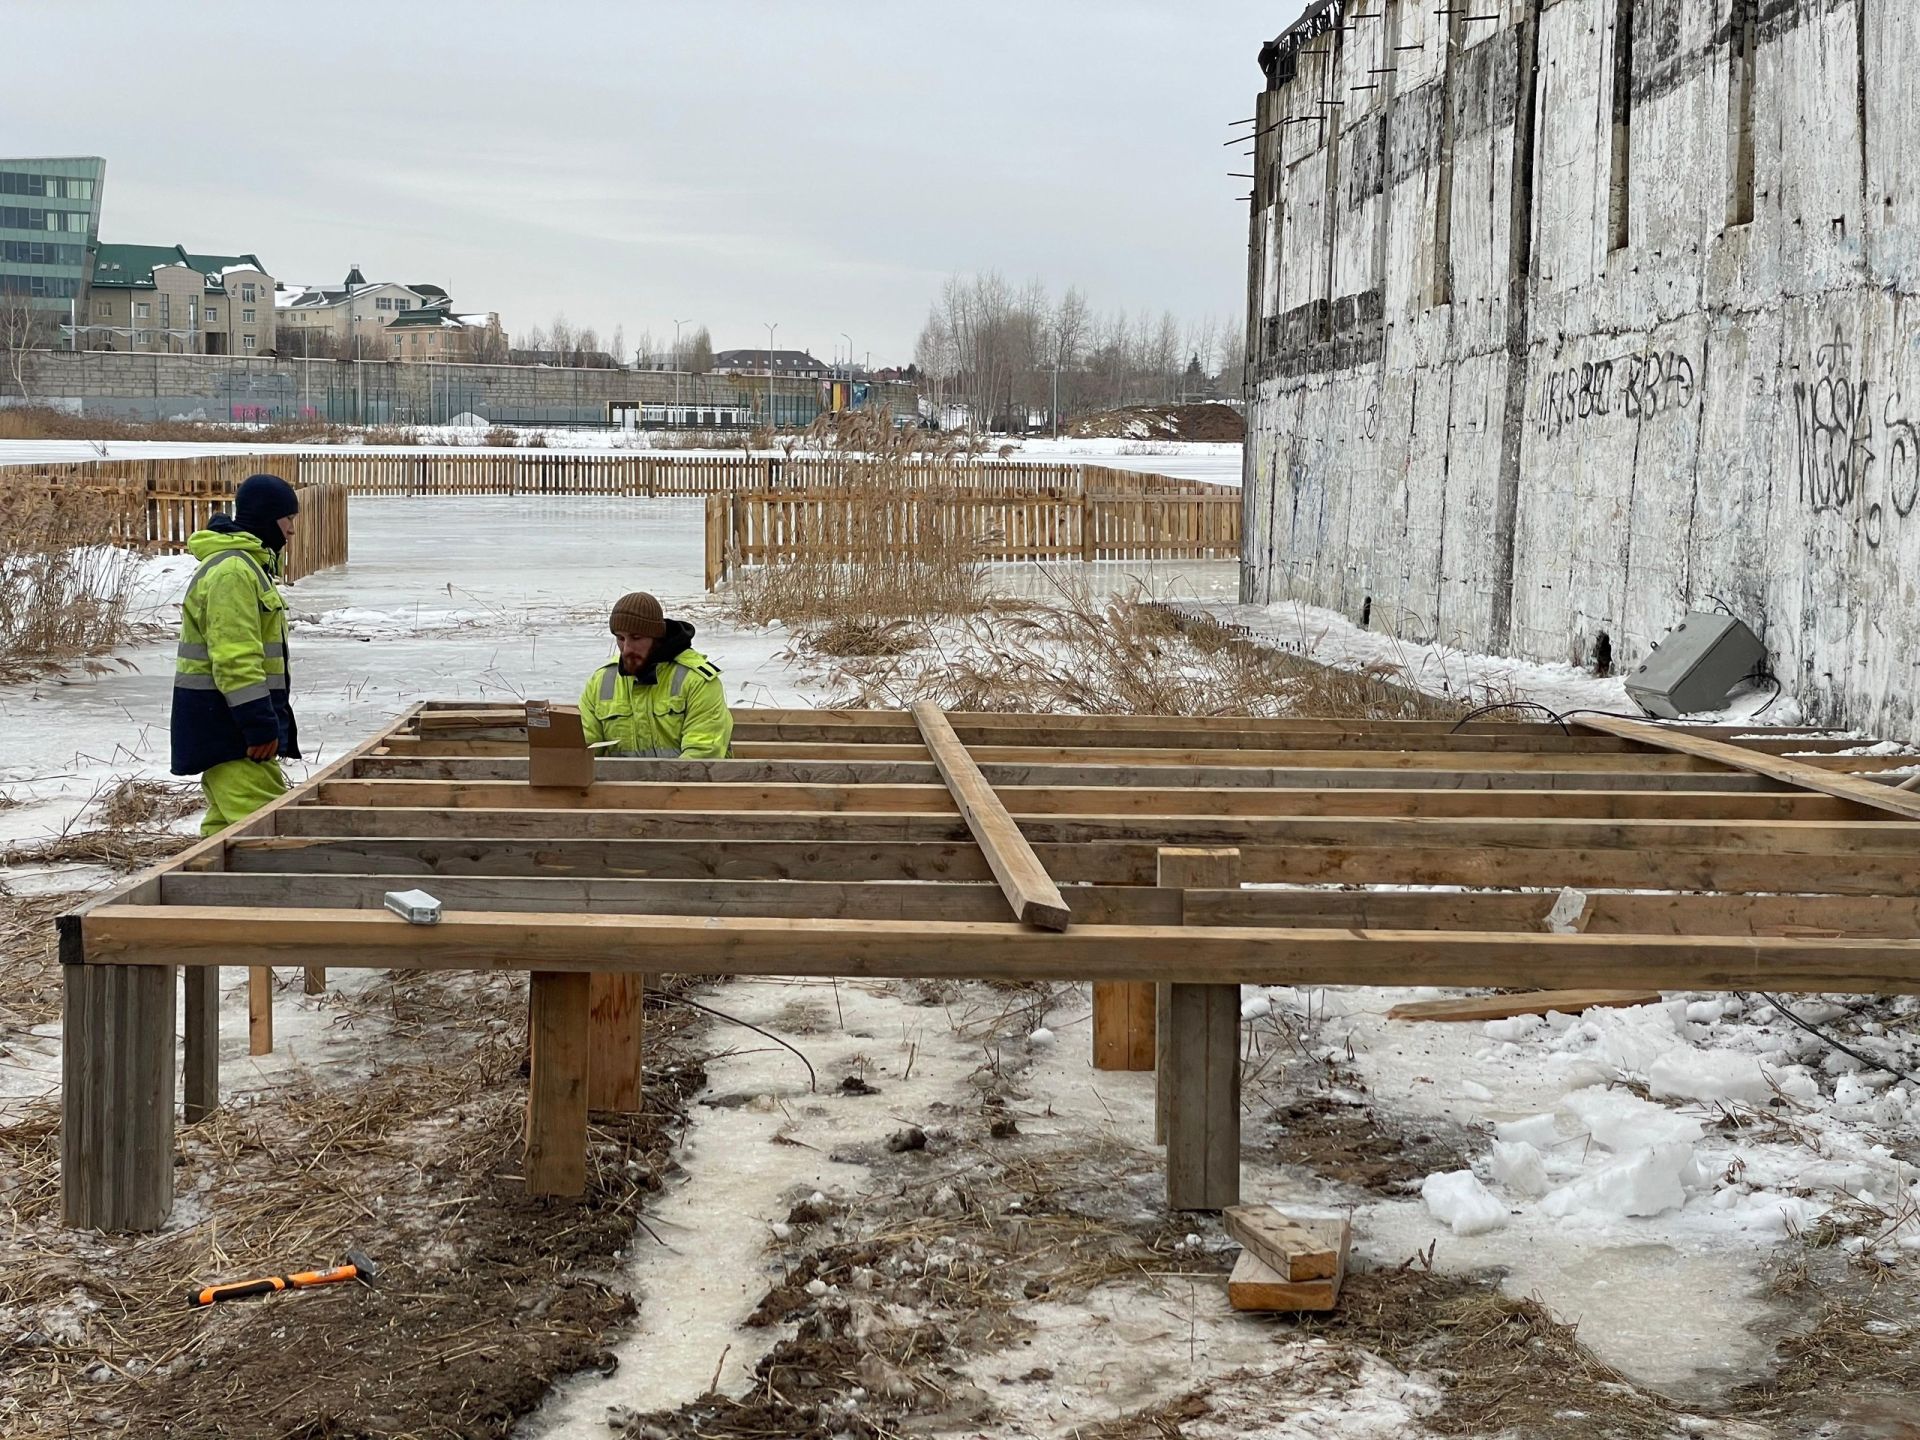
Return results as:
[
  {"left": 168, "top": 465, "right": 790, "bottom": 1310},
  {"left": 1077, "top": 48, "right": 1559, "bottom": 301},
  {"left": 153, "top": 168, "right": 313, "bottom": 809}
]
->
[{"left": 1065, "top": 403, "right": 1244, "bottom": 443}]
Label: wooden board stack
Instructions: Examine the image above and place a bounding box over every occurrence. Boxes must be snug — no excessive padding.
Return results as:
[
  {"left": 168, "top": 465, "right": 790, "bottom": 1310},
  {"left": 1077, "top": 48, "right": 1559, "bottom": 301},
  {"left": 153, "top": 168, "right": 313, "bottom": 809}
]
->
[{"left": 1223, "top": 1205, "right": 1352, "bottom": 1312}]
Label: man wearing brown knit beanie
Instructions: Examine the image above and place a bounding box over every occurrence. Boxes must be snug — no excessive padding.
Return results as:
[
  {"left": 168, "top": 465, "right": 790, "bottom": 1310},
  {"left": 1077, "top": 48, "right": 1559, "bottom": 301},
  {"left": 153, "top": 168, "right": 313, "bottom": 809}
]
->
[{"left": 578, "top": 591, "right": 733, "bottom": 758}]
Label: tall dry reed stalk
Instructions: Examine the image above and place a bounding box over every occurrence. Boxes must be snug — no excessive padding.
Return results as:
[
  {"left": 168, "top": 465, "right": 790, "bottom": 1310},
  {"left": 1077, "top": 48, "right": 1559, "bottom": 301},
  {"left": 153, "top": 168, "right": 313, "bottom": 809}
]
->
[
  {"left": 721, "top": 408, "right": 989, "bottom": 630},
  {"left": 0, "top": 484, "right": 144, "bottom": 672}
]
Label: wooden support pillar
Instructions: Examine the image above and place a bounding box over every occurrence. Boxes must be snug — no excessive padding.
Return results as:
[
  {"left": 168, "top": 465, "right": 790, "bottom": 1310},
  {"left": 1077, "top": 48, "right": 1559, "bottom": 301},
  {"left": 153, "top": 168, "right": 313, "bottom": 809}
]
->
[
  {"left": 304, "top": 966, "right": 326, "bottom": 996},
  {"left": 587, "top": 972, "right": 645, "bottom": 1113},
  {"left": 1155, "top": 847, "right": 1242, "bottom": 1211},
  {"left": 1092, "top": 981, "right": 1156, "bottom": 1071},
  {"left": 183, "top": 966, "right": 219, "bottom": 1124},
  {"left": 248, "top": 966, "right": 272, "bottom": 1055},
  {"left": 526, "top": 970, "right": 591, "bottom": 1196},
  {"left": 61, "top": 926, "right": 176, "bottom": 1231}
]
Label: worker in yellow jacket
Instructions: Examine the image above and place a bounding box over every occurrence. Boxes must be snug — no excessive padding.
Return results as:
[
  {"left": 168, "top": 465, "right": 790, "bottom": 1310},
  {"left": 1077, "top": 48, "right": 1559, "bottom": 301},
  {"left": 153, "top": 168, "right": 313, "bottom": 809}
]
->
[
  {"left": 170, "top": 474, "right": 302, "bottom": 835},
  {"left": 579, "top": 591, "right": 733, "bottom": 759}
]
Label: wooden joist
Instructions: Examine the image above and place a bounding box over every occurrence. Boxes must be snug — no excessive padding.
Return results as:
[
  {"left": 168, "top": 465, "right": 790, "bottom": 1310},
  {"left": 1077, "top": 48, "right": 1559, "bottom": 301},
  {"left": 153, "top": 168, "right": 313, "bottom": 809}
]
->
[
  {"left": 1386, "top": 990, "right": 1665, "bottom": 1022},
  {"left": 80, "top": 905, "right": 1920, "bottom": 994},
  {"left": 911, "top": 701, "right": 1071, "bottom": 931}
]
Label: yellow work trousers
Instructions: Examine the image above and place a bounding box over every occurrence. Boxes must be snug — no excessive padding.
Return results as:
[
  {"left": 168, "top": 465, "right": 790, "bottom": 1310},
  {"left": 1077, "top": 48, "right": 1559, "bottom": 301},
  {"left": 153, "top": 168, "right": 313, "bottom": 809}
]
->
[{"left": 199, "top": 758, "right": 287, "bottom": 837}]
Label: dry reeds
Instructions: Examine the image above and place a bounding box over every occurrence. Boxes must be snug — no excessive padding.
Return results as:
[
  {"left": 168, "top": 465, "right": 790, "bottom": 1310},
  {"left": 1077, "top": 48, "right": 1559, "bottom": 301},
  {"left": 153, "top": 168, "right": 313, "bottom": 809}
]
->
[
  {"left": 0, "top": 485, "right": 145, "bottom": 672},
  {"left": 721, "top": 409, "right": 988, "bottom": 628},
  {"left": 0, "top": 403, "right": 353, "bottom": 446},
  {"left": 811, "top": 575, "right": 1484, "bottom": 721}
]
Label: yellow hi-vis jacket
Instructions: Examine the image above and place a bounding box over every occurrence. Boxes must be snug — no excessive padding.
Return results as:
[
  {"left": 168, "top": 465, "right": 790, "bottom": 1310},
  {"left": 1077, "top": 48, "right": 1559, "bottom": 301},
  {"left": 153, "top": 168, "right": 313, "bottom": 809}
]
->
[
  {"left": 578, "top": 648, "right": 732, "bottom": 759},
  {"left": 170, "top": 524, "right": 298, "bottom": 775}
]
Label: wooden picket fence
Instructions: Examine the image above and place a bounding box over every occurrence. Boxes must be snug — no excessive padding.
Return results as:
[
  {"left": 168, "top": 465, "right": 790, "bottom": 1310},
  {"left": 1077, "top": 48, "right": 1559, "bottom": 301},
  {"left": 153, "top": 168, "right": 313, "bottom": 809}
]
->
[
  {"left": 704, "top": 488, "right": 1241, "bottom": 588},
  {"left": 4, "top": 456, "right": 349, "bottom": 582},
  {"left": 284, "top": 451, "right": 1232, "bottom": 499}
]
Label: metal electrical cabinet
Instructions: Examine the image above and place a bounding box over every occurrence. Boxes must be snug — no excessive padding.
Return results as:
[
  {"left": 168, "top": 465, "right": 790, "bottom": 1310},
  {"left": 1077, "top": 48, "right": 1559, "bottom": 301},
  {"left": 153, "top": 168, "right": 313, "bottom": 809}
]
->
[{"left": 1624, "top": 614, "right": 1767, "bottom": 719}]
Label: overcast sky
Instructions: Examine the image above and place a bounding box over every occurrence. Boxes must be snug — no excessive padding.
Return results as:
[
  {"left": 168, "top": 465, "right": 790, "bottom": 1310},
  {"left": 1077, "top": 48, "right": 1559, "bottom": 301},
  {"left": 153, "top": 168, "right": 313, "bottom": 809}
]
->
[{"left": 4, "top": 1, "right": 1307, "bottom": 365}]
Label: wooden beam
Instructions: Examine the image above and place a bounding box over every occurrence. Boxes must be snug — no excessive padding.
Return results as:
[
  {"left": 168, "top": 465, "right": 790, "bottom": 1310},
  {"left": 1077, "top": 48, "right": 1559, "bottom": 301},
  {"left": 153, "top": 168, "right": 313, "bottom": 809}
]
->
[
  {"left": 60, "top": 917, "right": 175, "bottom": 1232},
  {"left": 309, "top": 778, "right": 1871, "bottom": 823},
  {"left": 1156, "top": 848, "right": 1242, "bottom": 1211},
  {"left": 78, "top": 906, "right": 1920, "bottom": 994},
  {"left": 587, "top": 974, "right": 644, "bottom": 1113},
  {"left": 1574, "top": 714, "right": 1920, "bottom": 819},
  {"left": 350, "top": 753, "right": 1805, "bottom": 794},
  {"left": 910, "top": 701, "right": 1070, "bottom": 930},
  {"left": 157, "top": 872, "right": 1920, "bottom": 939},
  {"left": 728, "top": 741, "right": 1792, "bottom": 772},
  {"left": 183, "top": 966, "right": 219, "bottom": 1125},
  {"left": 526, "top": 971, "right": 590, "bottom": 1196},
  {"left": 270, "top": 805, "right": 1920, "bottom": 856},
  {"left": 219, "top": 834, "right": 1920, "bottom": 897}
]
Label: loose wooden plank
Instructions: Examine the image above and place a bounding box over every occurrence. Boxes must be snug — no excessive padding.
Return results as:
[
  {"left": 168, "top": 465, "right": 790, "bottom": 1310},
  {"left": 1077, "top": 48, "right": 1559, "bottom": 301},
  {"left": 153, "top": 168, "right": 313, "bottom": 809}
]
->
[
  {"left": 588, "top": 974, "right": 645, "bottom": 1113},
  {"left": 1387, "top": 990, "right": 1665, "bottom": 1022},
  {"left": 526, "top": 971, "right": 591, "bottom": 1196},
  {"left": 1223, "top": 1208, "right": 1348, "bottom": 1282},
  {"left": 1228, "top": 1248, "right": 1340, "bottom": 1312},
  {"left": 1158, "top": 848, "right": 1241, "bottom": 1210},
  {"left": 1574, "top": 715, "right": 1920, "bottom": 818},
  {"left": 79, "top": 907, "right": 1920, "bottom": 995},
  {"left": 911, "top": 701, "right": 1071, "bottom": 931}
]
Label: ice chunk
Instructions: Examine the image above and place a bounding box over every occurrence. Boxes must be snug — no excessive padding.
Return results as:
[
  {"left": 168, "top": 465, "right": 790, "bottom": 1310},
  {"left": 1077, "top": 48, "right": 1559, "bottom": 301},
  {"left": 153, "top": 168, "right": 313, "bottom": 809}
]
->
[
  {"left": 1421, "top": 1170, "right": 1509, "bottom": 1236},
  {"left": 1647, "top": 1049, "right": 1774, "bottom": 1105},
  {"left": 1561, "top": 1086, "right": 1705, "bottom": 1151},
  {"left": 1538, "top": 1143, "right": 1695, "bottom": 1220},
  {"left": 1484, "top": 1015, "right": 1545, "bottom": 1042},
  {"left": 1457, "top": 1079, "right": 1494, "bottom": 1104},
  {"left": 1241, "top": 993, "right": 1272, "bottom": 1020},
  {"left": 1494, "top": 1112, "right": 1561, "bottom": 1148},
  {"left": 1489, "top": 1141, "right": 1550, "bottom": 1199}
]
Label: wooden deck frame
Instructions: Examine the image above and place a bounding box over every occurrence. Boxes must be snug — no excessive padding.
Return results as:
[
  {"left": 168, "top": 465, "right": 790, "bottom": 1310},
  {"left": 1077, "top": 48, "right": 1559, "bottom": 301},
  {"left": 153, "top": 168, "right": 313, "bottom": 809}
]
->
[{"left": 57, "top": 703, "right": 1920, "bottom": 1230}]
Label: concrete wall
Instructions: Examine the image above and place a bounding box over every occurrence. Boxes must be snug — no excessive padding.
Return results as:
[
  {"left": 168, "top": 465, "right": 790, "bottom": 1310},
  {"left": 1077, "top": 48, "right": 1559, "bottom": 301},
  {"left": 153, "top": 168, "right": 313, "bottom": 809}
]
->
[
  {"left": 1244, "top": 0, "right": 1920, "bottom": 735},
  {"left": 10, "top": 349, "right": 919, "bottom": 428}
]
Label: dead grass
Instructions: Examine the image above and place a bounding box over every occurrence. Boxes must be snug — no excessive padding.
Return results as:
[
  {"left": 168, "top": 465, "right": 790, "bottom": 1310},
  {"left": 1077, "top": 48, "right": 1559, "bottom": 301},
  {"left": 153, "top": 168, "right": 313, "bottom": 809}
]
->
[
  {"left": 0, "top": 404, "right": 354, "bottom": 445},
  {"left": 93, "top": 777, "right": 200, "bottom": 830},
  {"left": 0, "top": 486, "right": 147, "bottom": 675},
  {"left": 484, "top": 424, "right": 519, "bottom": 447},
  {"left": 811, "top": 578, "right": 1485, "bottom": 720}
]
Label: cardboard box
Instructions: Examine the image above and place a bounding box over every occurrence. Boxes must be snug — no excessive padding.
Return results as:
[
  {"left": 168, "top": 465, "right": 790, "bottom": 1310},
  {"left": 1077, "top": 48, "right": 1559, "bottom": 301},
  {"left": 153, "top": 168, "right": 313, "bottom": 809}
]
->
[{"left": 525, "top": 700, "right": 595, "bottom": 790}]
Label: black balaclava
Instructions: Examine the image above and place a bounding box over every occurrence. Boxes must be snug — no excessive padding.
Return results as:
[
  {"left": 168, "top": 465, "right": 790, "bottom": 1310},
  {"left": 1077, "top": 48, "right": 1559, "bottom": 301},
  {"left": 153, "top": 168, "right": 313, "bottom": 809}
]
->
[{"left": 233, "top": 473, "right": 300, "bottom": 552}]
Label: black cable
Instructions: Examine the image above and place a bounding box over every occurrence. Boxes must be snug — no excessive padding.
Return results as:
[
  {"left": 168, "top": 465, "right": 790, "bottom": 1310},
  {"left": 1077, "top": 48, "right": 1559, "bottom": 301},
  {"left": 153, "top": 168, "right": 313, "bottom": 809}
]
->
[
  {"left": 659, "top": 994, "right": 819, "bottom": 1092},
  {"left": 1738, "top": 990, "right": 1920, "bottom": 1090},
  {"left": 1449, "top": 700, "right": 1570, "bottom": 734}
]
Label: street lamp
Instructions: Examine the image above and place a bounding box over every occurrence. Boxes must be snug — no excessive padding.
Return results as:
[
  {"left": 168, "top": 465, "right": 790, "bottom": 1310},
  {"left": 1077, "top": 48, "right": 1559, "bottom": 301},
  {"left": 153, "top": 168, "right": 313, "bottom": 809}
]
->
[
  {"left": 764, "top": 321, "right": 778, "bottom": 426},
  {"left": 672, "top": 317, "right": 691, "bottom": 423}
]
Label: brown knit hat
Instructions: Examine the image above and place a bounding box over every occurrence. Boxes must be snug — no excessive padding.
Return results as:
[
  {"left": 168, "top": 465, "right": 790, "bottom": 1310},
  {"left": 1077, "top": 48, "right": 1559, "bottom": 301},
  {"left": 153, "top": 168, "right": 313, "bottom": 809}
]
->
[{"left": 609, "top": 591, "right": 667, "bottom": 638}]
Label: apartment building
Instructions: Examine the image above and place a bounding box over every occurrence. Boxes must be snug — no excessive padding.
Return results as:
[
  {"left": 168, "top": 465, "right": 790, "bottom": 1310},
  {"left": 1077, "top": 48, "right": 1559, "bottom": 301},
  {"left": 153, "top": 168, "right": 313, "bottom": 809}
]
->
[{"left": 0, "top": 156, "right": 105, "bottom": 340}]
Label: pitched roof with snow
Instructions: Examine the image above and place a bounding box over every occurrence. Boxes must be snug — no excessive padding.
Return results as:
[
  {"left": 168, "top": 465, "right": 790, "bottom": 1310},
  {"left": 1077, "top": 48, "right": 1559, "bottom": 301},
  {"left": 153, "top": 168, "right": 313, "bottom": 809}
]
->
[{"left": 91, "top": 243, "right": 270, "bottom": 291}]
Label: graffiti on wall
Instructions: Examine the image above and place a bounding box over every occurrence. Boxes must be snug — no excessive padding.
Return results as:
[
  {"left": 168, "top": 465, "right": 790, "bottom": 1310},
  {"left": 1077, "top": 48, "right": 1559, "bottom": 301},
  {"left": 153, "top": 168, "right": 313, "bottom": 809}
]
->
[
  {"left": 1794, "top": 330, "right": 1920, "bottom": 549},
  {"left": 1534, "top": 349, "right": 1697, "bottom": 439}
]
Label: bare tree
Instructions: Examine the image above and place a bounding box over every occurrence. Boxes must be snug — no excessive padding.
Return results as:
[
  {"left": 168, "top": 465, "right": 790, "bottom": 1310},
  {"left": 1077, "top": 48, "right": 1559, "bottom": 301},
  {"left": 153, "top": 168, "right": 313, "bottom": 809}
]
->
[
  {"left": 610, "top": 324, "right": 627, "bottom": 368},
  {"left": 0, "top": 289, "right": 53, "bottom": 400},
  {"left": 685, "top": 326, "right": 713, "bottom": 374}
]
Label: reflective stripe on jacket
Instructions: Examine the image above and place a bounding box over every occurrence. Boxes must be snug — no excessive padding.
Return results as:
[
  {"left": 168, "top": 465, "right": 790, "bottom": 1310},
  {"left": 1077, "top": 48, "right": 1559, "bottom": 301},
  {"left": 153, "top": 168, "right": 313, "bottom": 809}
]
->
[
  {"left": 169, "top": 525, "right": 301, "bottom": 776},
  {"left": 578, "top": 648, "right": 732, "bottom": 759}
]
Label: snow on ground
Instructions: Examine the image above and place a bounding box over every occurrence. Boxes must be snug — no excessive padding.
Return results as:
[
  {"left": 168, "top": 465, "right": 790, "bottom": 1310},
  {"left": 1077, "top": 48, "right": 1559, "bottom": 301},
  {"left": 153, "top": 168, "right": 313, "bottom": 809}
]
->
[
  {"left": 0, "top": 431, "right": 1244, "bottom": 487},
  {"left": 6, "top": 494, "right": 1918, "bottom": 1430}
]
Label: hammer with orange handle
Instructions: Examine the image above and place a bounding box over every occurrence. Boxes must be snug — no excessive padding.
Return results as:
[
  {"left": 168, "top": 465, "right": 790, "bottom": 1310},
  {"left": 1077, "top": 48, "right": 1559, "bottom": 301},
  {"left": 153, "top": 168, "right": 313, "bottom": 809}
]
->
[{"left": 190, "top": 1249, "right": 377, "bottom": 1307}]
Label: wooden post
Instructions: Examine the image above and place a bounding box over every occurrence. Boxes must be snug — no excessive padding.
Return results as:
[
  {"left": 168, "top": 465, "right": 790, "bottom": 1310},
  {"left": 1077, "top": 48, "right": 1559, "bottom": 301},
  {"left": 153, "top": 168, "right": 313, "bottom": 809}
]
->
[
  {"left": 304, "top": 966, "right": 326, "bottom": 995},
  {"left": 183, "top": 966, "right": 219, "bottom": 1124},
  {"left": 248, "top": 966, "right": 272, "bottom": 1055},
  {"left": 61, "top": 923, "right": 176, "bottom": 1230},
  {"left": 526, "top": 970, "right": 591, "bottom": 1196},
  {"left": 587, "top": 972, "right": 645, "bottom": 1112},
  {"left": 1092, "top": 980, "right": 1155, "bottom": 1071},
  {"left": 1155, "top": 847, "right": 1242, "bottom": 1211}
]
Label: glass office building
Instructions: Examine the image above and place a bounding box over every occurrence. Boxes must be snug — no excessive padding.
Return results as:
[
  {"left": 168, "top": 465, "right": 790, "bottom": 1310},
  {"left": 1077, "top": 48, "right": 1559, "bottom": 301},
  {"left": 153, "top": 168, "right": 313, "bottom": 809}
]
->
[{"left": 0, "top": 156, "right": 106, "bottom": 340}]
